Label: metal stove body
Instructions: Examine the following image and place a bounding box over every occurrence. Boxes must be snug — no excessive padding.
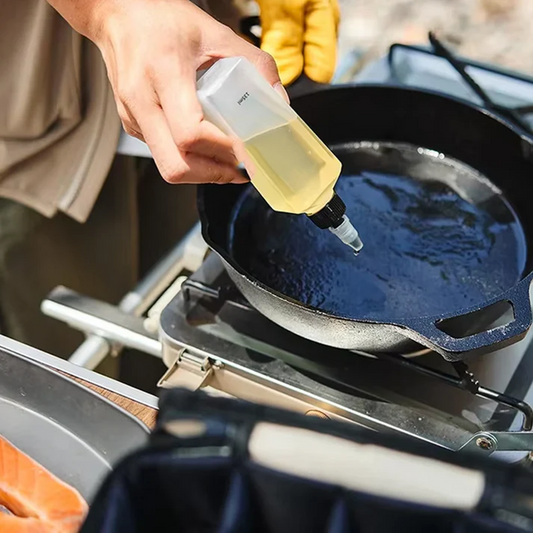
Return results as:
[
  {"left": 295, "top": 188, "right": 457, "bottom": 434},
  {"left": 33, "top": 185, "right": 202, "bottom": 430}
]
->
[{"left": 42, "top": 44, "right": 533, "bottom": 458}]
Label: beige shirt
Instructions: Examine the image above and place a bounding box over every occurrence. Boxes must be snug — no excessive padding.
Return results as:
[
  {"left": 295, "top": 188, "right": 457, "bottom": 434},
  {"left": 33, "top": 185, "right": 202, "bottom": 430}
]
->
[{"left": 0, "top": 0, "right": 254, "bottom": 223}]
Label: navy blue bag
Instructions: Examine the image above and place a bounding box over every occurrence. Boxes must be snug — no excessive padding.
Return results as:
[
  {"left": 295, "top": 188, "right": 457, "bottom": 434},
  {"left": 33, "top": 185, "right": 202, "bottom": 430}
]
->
[{"left": 81, "top": 388, "right": 533, "bottom": 533}]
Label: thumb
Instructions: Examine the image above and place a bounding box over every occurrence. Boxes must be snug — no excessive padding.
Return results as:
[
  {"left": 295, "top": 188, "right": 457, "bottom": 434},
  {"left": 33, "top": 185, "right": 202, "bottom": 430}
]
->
[
  {"left": 225, "top": 31, "right": 290, "bottom": 103},
  {"left": 252, "top": 48, "right": 291, "bottom": 103}
]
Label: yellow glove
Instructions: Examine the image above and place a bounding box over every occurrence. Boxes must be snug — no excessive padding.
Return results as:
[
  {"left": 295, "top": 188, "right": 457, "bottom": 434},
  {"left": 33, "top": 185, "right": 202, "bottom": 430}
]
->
[{"left": 256, "top": 0, "right": 340, "bottom": 86}]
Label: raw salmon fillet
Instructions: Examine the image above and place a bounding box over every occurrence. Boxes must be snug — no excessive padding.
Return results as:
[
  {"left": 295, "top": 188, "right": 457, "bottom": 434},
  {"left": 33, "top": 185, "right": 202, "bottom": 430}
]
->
[{"left": 0, "top": 435, "right": 88, "bottom": 533}]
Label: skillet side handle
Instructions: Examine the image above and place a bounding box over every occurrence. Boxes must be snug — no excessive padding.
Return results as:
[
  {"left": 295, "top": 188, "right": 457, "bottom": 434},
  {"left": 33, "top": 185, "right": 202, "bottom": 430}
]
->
[{"left": 399, "top": 278, "right": 533, "bottom": 362}]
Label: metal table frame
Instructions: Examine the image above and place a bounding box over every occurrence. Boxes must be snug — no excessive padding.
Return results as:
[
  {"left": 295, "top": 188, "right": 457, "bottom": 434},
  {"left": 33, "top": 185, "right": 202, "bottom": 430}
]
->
[{"left": 42, "top": 222, "right": 208, "bottom": 370}]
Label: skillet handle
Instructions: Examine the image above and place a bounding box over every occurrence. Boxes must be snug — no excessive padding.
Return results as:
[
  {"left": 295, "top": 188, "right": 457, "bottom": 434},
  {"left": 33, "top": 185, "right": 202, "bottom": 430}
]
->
[{"left": 399, "top": 277, "right": 533, "bottom": 362}]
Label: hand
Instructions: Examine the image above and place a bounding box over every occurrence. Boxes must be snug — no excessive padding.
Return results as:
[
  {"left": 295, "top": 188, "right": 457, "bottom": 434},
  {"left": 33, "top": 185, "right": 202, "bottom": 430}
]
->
[
  {"left": 256, "top": 0, "right": 341, "bottom": 86},
  {"left": 47, "top": 0, "right": 287, "bottom": 185}
]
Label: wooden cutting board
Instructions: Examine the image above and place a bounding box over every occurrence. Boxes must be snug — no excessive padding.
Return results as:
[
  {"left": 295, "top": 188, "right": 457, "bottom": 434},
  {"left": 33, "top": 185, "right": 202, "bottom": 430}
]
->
[{"left": 59, "top": 371, "right": 158, "bottom": 429}]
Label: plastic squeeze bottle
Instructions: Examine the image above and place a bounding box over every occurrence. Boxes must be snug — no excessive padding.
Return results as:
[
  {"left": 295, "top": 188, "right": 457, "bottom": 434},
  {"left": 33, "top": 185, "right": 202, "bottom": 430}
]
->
[{"left": 196, "top": 57, "right": 363, "bottom": 254}]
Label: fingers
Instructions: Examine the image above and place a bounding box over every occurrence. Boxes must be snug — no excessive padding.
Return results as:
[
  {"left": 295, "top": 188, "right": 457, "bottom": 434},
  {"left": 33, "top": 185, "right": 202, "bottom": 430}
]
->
[
  {"left": 156, "top": 66, "right": 239, "bottom": 167},
  {"left": 115, "top": 96, "right": 145, "bottom": 141},
  {"left": 303, "top": 0, "right": 340, "bottom": 84},
  {"left": 103, "top": 49, "right": 146, "bottom": 140},
  {"left": 124, "top": 57, "right": 245, "bottom": 184},
  {"left": 130, "top": 91, "right": 244, "bottom": 185}
]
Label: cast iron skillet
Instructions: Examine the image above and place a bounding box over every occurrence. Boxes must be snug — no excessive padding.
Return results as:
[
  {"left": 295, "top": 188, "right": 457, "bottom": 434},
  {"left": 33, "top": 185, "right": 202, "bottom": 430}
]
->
[{"left": 198, "top": 84, "right": 533, "bottom": 362}]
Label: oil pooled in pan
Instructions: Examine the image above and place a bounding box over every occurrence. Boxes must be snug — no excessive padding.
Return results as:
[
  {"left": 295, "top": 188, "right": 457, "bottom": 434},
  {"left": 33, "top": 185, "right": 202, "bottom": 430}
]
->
[{"left": 229, "top": 142, "right": 527, "bottom": 320}]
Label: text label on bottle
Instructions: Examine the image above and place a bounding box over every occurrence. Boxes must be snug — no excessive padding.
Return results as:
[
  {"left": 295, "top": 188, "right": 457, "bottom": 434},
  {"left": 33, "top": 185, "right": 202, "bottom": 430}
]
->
[{"left": 237, "top": 92, "right": 250, "bottom": 105}]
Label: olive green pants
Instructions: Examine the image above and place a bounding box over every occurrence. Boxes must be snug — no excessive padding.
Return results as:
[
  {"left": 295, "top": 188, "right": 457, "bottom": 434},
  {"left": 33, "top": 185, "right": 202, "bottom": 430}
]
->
[{"left": 0, "top": 155, "right": 197, "bottom": 377}]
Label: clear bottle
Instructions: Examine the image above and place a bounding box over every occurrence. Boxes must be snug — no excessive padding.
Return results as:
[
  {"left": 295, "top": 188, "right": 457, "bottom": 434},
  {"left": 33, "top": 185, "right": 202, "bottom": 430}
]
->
[{"left": 196, "top": 57, "right": 362, "bottom": 254}]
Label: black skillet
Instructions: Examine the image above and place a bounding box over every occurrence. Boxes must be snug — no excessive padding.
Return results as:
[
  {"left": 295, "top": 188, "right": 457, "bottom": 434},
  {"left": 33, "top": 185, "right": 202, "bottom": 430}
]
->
[{"left": 197, "top": 36, "right": 533, "bottom": 362}]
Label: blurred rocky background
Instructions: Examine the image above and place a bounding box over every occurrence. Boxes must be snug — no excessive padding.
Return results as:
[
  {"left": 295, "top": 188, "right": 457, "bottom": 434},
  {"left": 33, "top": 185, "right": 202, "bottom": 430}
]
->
[{"left": 338, "top": 0, "right": 533, "bottom": 74}]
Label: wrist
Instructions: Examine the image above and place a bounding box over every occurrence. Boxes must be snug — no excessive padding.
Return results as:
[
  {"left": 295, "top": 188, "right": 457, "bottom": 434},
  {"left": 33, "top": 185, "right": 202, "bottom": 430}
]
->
[
  {"left": 81, "top": 0, "right": 120, "bottom": 44},
  {"left": 83, "top": 0, "right": 195, "bottom": 45},
  {"left": 46, "top": 0, "right": 119, "bottom": 43}
]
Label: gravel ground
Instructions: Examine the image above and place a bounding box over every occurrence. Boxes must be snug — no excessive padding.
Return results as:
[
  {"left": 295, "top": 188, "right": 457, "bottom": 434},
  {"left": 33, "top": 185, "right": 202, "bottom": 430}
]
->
[{"left": 338, "top": 0, "right": 533, "bottom": 75}]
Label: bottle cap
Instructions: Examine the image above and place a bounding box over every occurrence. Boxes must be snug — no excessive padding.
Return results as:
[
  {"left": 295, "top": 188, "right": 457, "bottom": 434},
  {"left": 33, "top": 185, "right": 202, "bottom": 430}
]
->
[{"left": 308, "top": 192, "right": 346, "bottom": 229}]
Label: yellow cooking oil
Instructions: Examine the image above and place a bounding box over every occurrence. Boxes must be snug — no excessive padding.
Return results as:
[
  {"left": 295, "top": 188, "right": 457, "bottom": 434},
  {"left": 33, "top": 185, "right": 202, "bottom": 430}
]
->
[{"left": 243, "top": 116, "right": 342, "bottom": 215}]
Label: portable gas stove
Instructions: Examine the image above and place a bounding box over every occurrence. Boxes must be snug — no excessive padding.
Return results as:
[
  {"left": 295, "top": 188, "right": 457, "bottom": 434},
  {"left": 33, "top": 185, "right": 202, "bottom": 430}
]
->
[
  {"left": 157, "top": 248, "right": 533, "bottom": 458},
  {"left": 42, "top": 43, "right": 533, "bottom": 459}
]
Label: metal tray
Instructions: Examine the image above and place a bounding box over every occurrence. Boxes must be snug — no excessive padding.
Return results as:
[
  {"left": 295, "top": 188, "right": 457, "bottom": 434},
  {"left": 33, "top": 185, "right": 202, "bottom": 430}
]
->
[{"left": 0, "top": 347, "right": 149, "bottom": 501}]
